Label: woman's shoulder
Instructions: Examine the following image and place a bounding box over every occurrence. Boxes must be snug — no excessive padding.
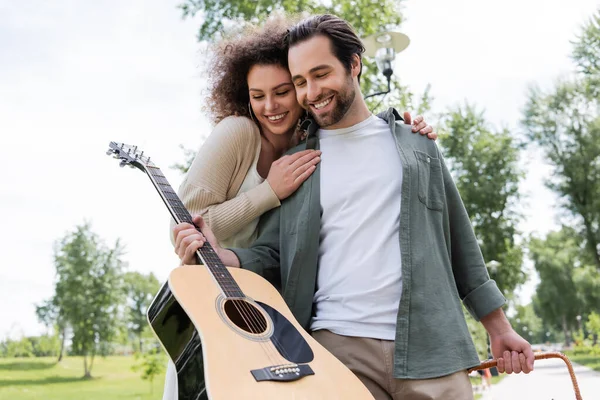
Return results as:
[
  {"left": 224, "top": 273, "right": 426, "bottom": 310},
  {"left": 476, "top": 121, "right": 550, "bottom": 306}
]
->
[{"left": 209, "top": 116, "right": 261, "bottom": 148}]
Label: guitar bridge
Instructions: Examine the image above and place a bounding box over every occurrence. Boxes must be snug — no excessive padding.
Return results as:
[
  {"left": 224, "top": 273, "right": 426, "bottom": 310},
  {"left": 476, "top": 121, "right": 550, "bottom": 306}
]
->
[{"left": 250, "top": 363, "right": 314, "bottom": 382}]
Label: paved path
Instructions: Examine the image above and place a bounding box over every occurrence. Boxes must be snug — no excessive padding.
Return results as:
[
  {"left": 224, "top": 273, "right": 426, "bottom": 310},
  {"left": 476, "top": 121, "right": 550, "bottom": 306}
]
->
[{"left": 481, "top": 359, "right": 600, "bottom": 400}]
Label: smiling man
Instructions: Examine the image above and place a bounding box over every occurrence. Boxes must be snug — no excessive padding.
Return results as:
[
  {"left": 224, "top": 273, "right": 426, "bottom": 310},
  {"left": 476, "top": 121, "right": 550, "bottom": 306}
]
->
[{"left": 180, "top": 14, "right": 535, "bottom": 400}]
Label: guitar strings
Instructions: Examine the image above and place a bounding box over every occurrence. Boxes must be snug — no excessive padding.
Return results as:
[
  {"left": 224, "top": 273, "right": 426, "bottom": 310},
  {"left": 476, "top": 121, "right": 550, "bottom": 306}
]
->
[
  {"left": 150, "top": 167, "right": 291, "bottom": 367},
  {"left": 199, "top": 249, "right": 292, "bottom": 366},
  {"left": 199, "top": 249, "right": 287, "bottom": 365}
]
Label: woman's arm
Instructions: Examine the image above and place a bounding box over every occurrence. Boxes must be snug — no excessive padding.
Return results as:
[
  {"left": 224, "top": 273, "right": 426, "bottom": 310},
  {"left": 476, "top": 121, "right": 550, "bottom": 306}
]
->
[{"left": 174, "top": 117, "right": 280, "bottom": 242}]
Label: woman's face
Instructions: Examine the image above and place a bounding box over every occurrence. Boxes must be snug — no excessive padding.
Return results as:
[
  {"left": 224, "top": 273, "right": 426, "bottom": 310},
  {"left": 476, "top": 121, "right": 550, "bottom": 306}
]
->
[{"left": 247, "top": 64, "right": 304, "bottom": 136}]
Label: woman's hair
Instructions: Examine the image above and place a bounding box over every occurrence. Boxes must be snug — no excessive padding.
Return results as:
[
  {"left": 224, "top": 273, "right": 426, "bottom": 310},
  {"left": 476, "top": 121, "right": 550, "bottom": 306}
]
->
[{"left": 203, "top": 17, "right": 293, "bottom": 125}]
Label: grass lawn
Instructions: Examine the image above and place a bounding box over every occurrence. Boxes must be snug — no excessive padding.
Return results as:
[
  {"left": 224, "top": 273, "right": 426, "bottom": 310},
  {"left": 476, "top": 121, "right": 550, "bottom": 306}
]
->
[
  {"left": 563, "top": 351, "right": 600, "bottom": 372},
  {"left": 0, "top": 356, "right": 164, "bottom": 400}
]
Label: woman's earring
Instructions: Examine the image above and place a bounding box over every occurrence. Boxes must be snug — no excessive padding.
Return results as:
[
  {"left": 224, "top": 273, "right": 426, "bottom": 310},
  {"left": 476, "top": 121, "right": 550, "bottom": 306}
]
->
[
  {"left": 248, "top": 102, "right": 257, "bottom": 124},
  {"left": 296, "top": 110, "right": 309, "bottom": 141}
]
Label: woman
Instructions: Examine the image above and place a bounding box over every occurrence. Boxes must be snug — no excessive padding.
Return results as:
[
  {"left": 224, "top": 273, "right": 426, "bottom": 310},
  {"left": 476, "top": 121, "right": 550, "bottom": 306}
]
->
[{"left": 164, "top": 18, "right": 435, "bottom": 399}]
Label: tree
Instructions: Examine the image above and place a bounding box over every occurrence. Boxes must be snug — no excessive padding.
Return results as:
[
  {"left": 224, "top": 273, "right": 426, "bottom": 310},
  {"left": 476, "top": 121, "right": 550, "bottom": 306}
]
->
[
  {"left": 523, "top": 9, "right": 600, "bottom": 270},
  {"left": 132, "top": 347, "right": 167, "bottom": 394},
  {"left": 42, "top": 223, "right": 126, "bottom": 378},
  {"left": 2, "top": 337, "right": 34, "bottom": 358},
  {"left": 509, "top": 303, "right": 544, "bottom": 344},
  {"left": 571, "top": 11, "right": 600, "bottom": 96},
  {"left": 35, "top": 299, "right": 67, "bottom": 361},
  {"left": 439, "top": 104, "right": 526, "bottom": 295},
  {"left": 179, "top": 0, "right": 427, "bottom": 110},
  {"left": 586, "top": 311, "right": 600, "bottom": 345},
  {"left": 529, "top": 227, "right": 592, "bottom": 346},
  {"left": 124, "top": 271, "right": 160, "bottom": 352}
]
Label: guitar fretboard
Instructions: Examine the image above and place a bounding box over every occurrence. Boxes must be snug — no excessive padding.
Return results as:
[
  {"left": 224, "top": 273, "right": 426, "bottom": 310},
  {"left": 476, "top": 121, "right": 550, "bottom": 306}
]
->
[{"left": 146, "top": 165, "right": 244, "bottom": 298}]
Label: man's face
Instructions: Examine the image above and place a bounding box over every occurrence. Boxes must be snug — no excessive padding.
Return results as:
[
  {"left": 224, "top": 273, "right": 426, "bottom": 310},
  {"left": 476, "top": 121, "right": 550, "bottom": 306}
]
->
[{"left": 288, "top": 35, "right": 357, "bottom": 129}]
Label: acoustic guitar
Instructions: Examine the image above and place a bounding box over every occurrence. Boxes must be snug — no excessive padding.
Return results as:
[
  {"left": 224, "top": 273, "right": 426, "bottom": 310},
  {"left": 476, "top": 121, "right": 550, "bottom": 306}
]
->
[{"left": 107, "top": 142, "right": 374, "bottom": 400}]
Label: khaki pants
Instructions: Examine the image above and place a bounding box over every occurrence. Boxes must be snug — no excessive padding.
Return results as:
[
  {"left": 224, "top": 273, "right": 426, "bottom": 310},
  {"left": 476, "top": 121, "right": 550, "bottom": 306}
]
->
[{"left": 312, "top": 330, "right": 474, "bottom": 400}]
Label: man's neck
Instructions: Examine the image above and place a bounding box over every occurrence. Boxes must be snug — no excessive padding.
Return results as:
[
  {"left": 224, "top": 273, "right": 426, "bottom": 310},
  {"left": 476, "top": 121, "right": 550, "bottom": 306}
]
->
[{"left": 325, "top": 87, "right": 371, "bottom": 130}]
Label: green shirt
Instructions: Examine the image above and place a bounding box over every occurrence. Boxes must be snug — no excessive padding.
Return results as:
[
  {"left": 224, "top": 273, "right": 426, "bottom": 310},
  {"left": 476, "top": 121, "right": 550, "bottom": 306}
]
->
[{"left": 231, "top": 108, "right": 506, "bottom": 379}]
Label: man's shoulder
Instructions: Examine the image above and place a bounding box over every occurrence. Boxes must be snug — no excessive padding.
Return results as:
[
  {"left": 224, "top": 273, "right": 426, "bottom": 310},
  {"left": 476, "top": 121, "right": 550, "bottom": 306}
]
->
[
  {"left": 391, "top": 119, "right": 439, "bottom": 155},
  {"left": 285, "top": 142, "right": 308, "bottom": 155}
]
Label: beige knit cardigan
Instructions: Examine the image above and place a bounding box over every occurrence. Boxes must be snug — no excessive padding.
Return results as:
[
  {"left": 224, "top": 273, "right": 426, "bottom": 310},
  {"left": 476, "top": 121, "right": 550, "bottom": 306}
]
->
[{"left": 173, "top": 116, "right": 281, "bottom": 244}]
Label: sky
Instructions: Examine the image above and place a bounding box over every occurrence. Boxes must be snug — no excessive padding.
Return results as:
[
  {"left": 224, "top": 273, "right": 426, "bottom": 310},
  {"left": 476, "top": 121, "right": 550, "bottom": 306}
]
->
[{"left": 1, "top": 0, "right": 598, "bottom": 339}]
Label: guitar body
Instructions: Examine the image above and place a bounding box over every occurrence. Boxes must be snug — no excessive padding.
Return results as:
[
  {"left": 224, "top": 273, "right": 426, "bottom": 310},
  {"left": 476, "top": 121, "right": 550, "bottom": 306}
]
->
[
  {"left": 155, "top": 265, "right": 374, "bottom": 400},
  {"left": 107, "top": 142, "right": 373, "bottom": 399},
  {"left": 147, "top": 281, "right": 207, "bottom": 400}
]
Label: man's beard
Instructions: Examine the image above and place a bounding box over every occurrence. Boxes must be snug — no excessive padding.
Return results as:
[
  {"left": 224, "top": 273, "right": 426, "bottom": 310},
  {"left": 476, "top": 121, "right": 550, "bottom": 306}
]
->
[{"left": 308, "top": 75, "right": 356, "bottom": 128}]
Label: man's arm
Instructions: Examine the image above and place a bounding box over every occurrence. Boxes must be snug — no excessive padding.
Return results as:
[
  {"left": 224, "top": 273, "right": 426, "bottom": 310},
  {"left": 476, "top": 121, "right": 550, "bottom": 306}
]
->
[
  {"left": 437, "top": 146, "right": 534, "bottom": 374},
  {"left": 481, "top": 308, "right": 535, "bottom": 374},
  {"left": 437, "top": 146, "right": 506, "bottom": 318}
]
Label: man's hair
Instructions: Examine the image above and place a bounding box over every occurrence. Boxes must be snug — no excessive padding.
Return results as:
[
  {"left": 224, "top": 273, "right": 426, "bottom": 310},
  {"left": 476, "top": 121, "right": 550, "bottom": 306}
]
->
[
  {"left": 285, "top": 14, "right": 365, "bottom": 81},
  {"left": 203, "top": 17, "right": 290, "bottom": 124}
]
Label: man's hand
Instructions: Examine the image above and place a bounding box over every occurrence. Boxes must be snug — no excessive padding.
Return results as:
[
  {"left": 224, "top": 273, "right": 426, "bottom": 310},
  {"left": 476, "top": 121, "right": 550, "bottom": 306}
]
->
[
  {"left": 481, "top": 308, "right": 535, "bottom": 374},
  {"left": 173, "top": 215, "right": 240, "bottom": 267},
  {"left": 490, "top": 330, "right": 535, "bottom": 374},
  {"left": 404, "top": 111, "right": 437, "bottom": 140}
]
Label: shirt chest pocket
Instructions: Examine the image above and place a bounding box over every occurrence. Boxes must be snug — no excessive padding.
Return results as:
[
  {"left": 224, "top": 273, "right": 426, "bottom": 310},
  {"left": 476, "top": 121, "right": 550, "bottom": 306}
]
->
[{"left": 414, "top": 150, "right": 444, "bottom": 211}]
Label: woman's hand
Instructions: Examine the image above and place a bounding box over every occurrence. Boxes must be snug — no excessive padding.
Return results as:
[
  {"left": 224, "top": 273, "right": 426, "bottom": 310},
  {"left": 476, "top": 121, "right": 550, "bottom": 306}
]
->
[
  {"left": 404, "top": 112, "right": 437, "bottom": 140},
  {"left": 173, "top": 216, "right": 240, "bottom": 267},
  {"left": 267, "top": 149, "right": 321, "bottom": 200}
]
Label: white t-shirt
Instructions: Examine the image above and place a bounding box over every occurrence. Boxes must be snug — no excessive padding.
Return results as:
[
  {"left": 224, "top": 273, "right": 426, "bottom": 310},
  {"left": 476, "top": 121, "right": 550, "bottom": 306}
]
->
[{"left": 310, "top": 115, "right": 403, "bottom": 340}]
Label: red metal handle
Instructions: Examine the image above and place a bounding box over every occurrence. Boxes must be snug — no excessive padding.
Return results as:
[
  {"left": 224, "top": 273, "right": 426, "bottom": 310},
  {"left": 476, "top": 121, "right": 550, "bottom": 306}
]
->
[{"left": 467, "top": 352, "right": 582, "bottom": 400}]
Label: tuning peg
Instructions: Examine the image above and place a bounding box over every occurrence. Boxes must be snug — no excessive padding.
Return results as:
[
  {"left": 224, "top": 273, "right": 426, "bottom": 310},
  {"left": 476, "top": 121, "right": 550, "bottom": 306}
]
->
[
  {"left": 119, "top": 160, "right": 128, "bottom": 168},
  {"left": 106, "top": 149, "right": 113, "bottom": 155}
]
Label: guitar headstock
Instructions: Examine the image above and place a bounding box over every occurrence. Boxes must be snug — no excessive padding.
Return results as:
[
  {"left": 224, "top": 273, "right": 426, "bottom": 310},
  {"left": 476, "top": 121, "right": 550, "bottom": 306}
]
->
[{"left": 106, "top": 142, "right": 155, "bottom": 171}]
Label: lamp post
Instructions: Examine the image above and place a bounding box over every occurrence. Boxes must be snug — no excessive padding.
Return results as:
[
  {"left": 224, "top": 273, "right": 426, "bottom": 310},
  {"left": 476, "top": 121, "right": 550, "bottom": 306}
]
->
[
  {"left": 487, "top": 260, "right": 500, "bottom": 276},
  {"left": 362, "top": 31, "right": 410, "bottom": 99}
]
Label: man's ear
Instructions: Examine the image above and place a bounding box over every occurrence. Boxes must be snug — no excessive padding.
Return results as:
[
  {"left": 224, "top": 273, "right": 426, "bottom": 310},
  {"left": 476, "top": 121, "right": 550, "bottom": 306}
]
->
[{"left": 350, "top": 54, "right": 362, "bottom": 78}]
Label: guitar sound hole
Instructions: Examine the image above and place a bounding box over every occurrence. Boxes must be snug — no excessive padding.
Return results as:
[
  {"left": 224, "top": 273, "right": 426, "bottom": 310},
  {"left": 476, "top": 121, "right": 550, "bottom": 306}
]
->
[{"left": 224, "top": 300, "right": 268, "bottom": 334}]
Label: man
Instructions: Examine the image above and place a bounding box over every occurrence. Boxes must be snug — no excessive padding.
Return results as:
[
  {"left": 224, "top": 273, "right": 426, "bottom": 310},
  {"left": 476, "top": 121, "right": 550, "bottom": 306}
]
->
[{"left": 174, "top": 14, "right": 534, "bottom": 400}]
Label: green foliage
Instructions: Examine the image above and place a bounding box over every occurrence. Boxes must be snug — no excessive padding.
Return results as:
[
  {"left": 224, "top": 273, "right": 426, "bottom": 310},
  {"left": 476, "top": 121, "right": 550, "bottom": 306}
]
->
[
  {"left": 0, "top": 335, "right": 60, "bottom": 358},
  {"left": 131, "top": 348, "right": 166, "bottom": 394},
  {"left": 571, "top": 9, "right": 600, "bottom": 95},
  {"left": 173, "top": 0, "right": 431, "bottom": 173},
  {"left": 179, "top": 0, "right": 403, "bottom": 43},
  {"left": 529, "top": 227, "right": 598, "bottom": 345},
  {"left": 586, "top": 311, "right": 600, "bottom": 338},
  {"left": 523, "top": 9, "right": 600, "bottom": 270},
  {"left": 171, "top": 143, "right": 199, "bottom": 174},
  {"left": 40, "top": 222, "right": 126, "bottom": 377},
  {"left": 29, "top": 335, "right": 60, "bottom": 357},
  {"left": 1, "top": 337, "right": 34, "bottom": 358},
  {"left": 509, "top": 303, "right": 546, "bottom": 344},
  {"left": 124, "top": 272, "right": 161, "bottom": 352},
  {"left": 439, "top": 103, "right": 525, "bottom": 295},
  {"left": 35, "top": 300, "right": 68, "bottom": 361}
]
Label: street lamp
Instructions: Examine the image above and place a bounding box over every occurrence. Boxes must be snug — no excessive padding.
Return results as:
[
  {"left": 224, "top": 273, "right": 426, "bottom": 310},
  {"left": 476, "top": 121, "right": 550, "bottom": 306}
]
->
[
  {"left": 487, "top": 260, "right": 501, "bottom": 275},
  {"left": 362, "top": 31, "right": 410, "bottom": 99}
]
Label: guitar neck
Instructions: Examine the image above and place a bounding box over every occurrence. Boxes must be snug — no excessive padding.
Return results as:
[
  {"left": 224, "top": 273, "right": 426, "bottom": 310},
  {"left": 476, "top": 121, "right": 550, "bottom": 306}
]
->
[{"left": 145, "top": 165, "right": 244, "bottom": 298}]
